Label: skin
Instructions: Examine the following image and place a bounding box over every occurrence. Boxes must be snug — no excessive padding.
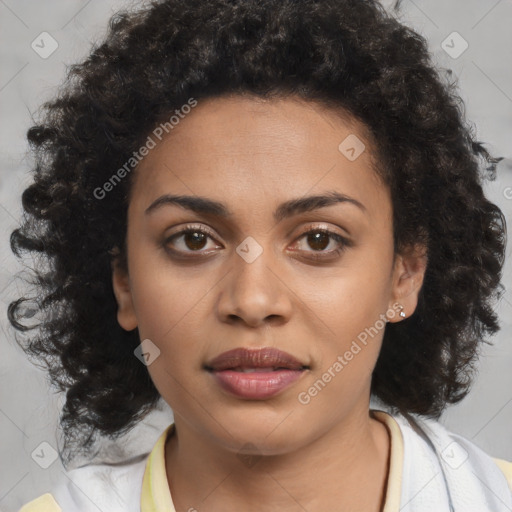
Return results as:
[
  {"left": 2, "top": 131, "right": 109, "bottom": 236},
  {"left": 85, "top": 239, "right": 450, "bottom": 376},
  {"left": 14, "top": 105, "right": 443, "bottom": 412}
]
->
[{"left": 112, "top": 94, "right": 427, "bottom": 511}]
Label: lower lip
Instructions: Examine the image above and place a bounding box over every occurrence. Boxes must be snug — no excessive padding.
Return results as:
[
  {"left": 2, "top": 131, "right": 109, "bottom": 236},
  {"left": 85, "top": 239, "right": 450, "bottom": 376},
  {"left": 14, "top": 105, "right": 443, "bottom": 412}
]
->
[{"left": 210, "top": 369, "right": 305, "bottom": 399}]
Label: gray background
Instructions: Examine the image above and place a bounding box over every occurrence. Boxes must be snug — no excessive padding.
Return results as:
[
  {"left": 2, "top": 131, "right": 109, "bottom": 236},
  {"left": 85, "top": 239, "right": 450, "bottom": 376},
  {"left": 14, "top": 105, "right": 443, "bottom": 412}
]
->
[{"left": 0, "top": 0, "right": 511, "bottom": 510}]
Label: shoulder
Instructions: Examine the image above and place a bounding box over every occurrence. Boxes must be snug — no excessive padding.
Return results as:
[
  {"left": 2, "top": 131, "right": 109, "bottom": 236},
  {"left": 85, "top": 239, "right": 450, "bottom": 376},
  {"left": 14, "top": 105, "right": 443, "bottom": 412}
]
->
[
  {"left": 411, "top": 414, "right": 512, "bottom": 490},
  {"left": 18, "top": 493, "right": 61, "bottom": 512},
  {"left": 494, "top": 457, "right": 512, "bottom": 489},
  {"left": 17, "top": 454, "right": 149, "bottom": 512},
  {"left": 390, "top": 411, "right": 512, "bottom": 508}
]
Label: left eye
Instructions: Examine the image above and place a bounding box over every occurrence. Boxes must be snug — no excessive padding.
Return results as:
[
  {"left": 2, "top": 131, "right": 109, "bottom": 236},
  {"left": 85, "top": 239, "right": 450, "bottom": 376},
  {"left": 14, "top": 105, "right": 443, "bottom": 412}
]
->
[{"left": 292, "top": 229, "right": 349, "bottom": 256}]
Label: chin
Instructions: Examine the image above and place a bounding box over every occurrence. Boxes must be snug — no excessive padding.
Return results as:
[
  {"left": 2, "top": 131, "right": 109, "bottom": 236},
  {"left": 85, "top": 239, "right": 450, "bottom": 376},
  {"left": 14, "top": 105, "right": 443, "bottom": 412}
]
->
[{"left": 210, "top": 405, "right": 310, "bottom": 454}]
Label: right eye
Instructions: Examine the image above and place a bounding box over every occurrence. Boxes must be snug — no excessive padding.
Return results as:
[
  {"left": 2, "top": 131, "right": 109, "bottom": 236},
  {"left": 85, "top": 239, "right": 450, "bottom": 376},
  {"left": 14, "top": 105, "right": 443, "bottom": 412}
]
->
[{"left": 163, "top": 224, "right": 222, "bottom": 256}]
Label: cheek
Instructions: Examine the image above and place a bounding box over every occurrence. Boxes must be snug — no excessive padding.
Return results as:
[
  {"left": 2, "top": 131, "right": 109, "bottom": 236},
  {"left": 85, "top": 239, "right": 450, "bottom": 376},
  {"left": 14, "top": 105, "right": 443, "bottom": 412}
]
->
[
  {"left": 128, "top": 260, "right": 218, "bottom": 377},
  {"left": 298, "top": 260, "right": 391, "bottom": 335},
  {"left": 296, "top": 273, "right": 387, "bottom": 411},
  {"left": 134, "top": 284, "right": 209, "bottom": 409},
  {"left": 127, "top": 241, "right": 209, "bottom": 339},
  {"left": 291, "top": 256, "right": 392, "bottom": 385}
]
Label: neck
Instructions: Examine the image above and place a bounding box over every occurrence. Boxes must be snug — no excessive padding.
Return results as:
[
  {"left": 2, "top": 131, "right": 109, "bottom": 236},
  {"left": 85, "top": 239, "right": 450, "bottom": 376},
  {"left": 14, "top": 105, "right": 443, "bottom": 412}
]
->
[{"left": 165, "top": 405, "right": 390, "bottom": 512}]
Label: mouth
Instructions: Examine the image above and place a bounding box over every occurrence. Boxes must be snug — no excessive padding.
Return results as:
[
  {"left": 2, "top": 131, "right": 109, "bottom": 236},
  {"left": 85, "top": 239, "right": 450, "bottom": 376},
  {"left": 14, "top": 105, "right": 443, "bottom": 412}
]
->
[
  {"left": 216, "top": 366, "right": 308, "bottom": 372},
  {"left": 203, "top": 346, "right": 310, "bottom": 372},
  {"left": 204, "top": 347, "right": 310, "bottom": 399}
]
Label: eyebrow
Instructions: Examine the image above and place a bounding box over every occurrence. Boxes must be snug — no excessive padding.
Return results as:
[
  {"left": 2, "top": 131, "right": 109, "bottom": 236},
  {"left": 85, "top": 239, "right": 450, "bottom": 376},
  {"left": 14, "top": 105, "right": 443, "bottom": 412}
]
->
[{"left": 144, "top": 191, "right": 366, "bottom": 222}]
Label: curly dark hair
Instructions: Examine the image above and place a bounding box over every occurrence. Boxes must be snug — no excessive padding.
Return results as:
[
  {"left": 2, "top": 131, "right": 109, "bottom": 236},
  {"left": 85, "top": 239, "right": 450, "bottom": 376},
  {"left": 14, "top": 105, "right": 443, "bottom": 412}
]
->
[{"left": 7, "top": 0, "right": 506, "bottom": 464}]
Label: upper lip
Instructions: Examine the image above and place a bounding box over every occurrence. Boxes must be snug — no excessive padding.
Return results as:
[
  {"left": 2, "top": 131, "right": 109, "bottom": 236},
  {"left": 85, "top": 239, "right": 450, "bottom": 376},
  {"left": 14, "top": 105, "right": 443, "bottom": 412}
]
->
[{"left": 204, "top": 347, "right": 309, "bottom": 371}]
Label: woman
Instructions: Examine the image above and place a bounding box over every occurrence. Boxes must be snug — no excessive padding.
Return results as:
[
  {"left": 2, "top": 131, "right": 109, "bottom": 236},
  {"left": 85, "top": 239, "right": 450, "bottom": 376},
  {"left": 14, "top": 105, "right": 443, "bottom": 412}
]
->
[{"left": 11, "top": 0, "right": 511, "bottom": 510}]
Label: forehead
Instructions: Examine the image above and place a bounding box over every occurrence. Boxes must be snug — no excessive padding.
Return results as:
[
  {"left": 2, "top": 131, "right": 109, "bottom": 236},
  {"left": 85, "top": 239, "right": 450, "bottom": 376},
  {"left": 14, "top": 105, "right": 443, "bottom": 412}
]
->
[{"left": 129, "top": 95, "right": 389, "bottom": 222}]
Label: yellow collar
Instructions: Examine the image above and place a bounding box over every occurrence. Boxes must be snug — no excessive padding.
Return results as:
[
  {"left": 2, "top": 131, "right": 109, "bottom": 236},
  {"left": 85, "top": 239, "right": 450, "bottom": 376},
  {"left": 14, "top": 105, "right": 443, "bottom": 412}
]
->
[
  {"left": 140, "top": 410, "right": 404, "bottom": 511},
  {"left": 373, "top": 410, "right": 403, "bottom": 512},
  {"left": 140, "top": 422, "right": 176, "bottom": 511}
]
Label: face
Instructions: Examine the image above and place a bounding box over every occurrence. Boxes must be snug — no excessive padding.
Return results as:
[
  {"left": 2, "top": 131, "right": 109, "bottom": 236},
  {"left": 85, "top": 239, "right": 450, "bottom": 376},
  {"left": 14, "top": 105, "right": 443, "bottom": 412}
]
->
[{"left": 112, "top": 94, "right": 426, "bottom": 455}]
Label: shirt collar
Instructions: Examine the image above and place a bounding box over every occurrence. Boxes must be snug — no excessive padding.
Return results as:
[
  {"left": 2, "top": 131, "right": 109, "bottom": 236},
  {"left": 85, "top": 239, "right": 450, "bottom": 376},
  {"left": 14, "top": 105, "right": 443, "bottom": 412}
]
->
[
  {"left": 373, "top": 410, "right": 404, "bottom": 512},
  {"left": 141, "top": 411, "right": 404, "bottom": 511},
  {"left": 141, "top": 423, "right": 176, "bottom": 511}
]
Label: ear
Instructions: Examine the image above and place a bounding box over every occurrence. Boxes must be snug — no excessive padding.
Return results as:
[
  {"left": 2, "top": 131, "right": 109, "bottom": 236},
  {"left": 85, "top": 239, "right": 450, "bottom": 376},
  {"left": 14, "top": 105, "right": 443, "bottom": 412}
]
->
[
  {"left": 387, "top": 243, "right": 428, "bottom": 323},
  {"left": 111, "top": 250, "right": 138, "bottom": 331}
]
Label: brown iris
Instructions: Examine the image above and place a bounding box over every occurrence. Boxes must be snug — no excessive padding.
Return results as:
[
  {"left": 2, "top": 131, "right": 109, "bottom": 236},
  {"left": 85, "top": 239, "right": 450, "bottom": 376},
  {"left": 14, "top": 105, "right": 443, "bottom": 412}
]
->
[
  {"left": 307, "top": 232, "right": 330, "bottom": 251},
  {"left": 184, "top": 231, "right": 208, "bottom": 251}
]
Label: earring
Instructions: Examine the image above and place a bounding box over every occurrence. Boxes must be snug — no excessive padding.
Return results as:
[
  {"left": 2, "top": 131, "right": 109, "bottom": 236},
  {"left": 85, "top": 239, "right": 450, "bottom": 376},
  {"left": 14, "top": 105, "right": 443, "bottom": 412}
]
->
[{"left": 398, "top": 304, "right": 406, "bottom": 318}]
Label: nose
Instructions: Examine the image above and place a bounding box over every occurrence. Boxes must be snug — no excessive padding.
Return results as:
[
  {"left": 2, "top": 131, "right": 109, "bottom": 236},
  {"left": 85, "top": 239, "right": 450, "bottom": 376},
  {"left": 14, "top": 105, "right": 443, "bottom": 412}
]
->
[{"left": 216, "top": 246, "right": 293, "bottom": 328}]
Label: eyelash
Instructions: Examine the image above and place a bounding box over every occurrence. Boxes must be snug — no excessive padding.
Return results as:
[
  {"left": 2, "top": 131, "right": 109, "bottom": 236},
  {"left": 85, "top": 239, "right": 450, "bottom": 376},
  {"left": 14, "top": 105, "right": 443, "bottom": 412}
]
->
[{"left": 163, "top": 224, "right": 352, "bottom": 261}]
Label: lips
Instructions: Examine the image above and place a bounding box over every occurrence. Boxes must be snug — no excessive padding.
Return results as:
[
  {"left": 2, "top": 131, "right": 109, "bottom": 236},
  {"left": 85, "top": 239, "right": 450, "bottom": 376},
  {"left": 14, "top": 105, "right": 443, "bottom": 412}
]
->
[
  {"left": 204, "top": 347, "right": 309, "bottom": 372},
  {"left": 204, "top": 347, "right": 309, "bottom": 400}
]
